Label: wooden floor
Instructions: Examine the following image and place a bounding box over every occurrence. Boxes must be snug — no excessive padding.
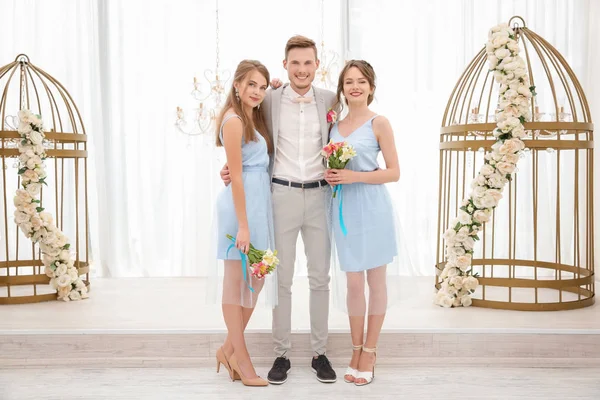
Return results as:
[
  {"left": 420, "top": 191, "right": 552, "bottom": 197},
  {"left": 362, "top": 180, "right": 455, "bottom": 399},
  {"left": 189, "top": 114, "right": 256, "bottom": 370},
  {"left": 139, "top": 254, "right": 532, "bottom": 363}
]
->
[
  {"left": 1, "top": 366, "right": 599, "bottom": 399},
  {"left": 1, "top": 277, "right": 599, "bottom": 399},
  {"left": 1, "top": 277, "right": 599, "bottom": 333}
]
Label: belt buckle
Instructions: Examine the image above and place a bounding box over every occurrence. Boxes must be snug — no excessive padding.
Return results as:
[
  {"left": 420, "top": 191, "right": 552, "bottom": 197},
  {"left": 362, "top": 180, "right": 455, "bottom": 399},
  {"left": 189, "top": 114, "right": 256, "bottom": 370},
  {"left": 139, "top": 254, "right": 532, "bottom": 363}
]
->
[{"left": 301, "top": 182, "right": 305, "bottom": 189}]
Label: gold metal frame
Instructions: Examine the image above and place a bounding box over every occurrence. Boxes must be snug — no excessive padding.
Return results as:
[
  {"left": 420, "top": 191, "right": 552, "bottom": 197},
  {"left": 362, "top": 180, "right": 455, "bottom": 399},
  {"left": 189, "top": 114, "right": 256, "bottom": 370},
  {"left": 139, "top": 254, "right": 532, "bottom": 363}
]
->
[
  {"left": 435, "top": 18, "right": 595, "bottom": 311},
  {"left": 0, "top": 55, "right": 90, "bottom": 304}
]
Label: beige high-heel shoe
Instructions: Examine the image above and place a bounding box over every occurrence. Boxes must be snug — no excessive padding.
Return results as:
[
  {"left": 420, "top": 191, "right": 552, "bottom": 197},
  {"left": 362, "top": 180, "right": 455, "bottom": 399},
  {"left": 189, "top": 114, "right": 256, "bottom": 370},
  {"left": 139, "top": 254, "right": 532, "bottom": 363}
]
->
[
  {"left": 354, "top": 346, "right": 376, "bottom": 386},
  {"left": 216, "top": 347, "right": 240, "bottom": 381},
  {"left": 343, "top": 344, "right": 363, "bottom": 383},
  {"left": 229, "top": 354, "right": 268, "bottom": 387}
]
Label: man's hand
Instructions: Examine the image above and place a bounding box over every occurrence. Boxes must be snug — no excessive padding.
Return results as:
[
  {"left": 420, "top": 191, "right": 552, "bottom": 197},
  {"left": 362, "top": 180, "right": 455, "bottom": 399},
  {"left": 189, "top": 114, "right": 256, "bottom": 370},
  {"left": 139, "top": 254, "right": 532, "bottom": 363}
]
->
[
  {"left": 270, "top": 78, "right": 283, "bottom": 89},
  {"left": 220, "top": 163, "right": 231, "bottom": 186}
]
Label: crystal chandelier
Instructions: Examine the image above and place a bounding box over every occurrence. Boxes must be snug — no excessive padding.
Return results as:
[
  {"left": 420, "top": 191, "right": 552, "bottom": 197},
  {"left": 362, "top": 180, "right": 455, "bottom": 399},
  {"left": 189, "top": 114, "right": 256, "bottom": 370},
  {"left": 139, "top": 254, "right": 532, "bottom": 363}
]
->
[
  {"left": 315, "top": 0, "right": 341, "bottom": 89},
  {"left": 175, "top": 0, "right": 230, "bottom": 137}
]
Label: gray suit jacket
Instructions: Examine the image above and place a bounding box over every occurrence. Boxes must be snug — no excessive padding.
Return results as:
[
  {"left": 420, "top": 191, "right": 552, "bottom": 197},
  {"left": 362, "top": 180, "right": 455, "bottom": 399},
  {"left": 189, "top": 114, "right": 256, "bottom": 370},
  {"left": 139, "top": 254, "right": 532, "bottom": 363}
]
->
[{"left": 262, "top": 83, "right": 337, "bottom": 177}]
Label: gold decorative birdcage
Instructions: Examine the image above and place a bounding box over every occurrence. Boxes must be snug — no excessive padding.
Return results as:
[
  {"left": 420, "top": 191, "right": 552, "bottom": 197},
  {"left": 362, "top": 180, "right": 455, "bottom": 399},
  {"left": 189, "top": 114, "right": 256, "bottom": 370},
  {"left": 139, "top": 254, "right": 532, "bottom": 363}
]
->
[
  {"left": 0, "top": 54, "right": 90, "bottom": 304},
  {"left": 435, "top": 17, "right": 594, "bottom": 311}
]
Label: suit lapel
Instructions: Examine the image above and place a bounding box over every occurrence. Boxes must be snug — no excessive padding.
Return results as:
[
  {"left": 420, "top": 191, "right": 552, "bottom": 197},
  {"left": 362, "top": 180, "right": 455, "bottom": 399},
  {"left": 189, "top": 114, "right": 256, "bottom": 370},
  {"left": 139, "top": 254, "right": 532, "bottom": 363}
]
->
[
  {"left": 271, "top": 85, "right": 284, "bottom": 161},
  {"left": 314, "top": 86, "right": 330, "bottom": 146}
]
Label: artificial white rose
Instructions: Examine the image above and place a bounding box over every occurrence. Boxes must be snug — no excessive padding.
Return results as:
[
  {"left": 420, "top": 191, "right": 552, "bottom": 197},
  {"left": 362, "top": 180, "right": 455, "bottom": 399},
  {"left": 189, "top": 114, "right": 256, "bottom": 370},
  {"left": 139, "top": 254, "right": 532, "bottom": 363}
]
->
[
  {"left": 14, "top": 211, "right": 30, "bottom": 224},
  {"left": 463, "top": 276, "right": 479, "bottom": 291},
  {"left": 26, "top": 183, "right": 41, "bottom": 196},
  {"left": 56, "top": 264, "right": 67, "bottom": 276},
  {"left": 463, "top": 237, "right": 476, "bottom": 251},
  {"left": 470, "top": 186, "right": 486, "bottom": 200},
  {"left": 488, "top": 55, "right": 499, "bottom": 69},
  {"left": 55, "top": 232, "right": 68, "bottom": 248},
  {"left": 498, "top": 140, "right": 519, "bottom": 155},
  {"left": 496, "top": 162, "right": 516, "bottom": 175},
  {"left": 437, "top": 293, "right": 454, "bottom": 308},
  {"left": 29, "top": 130, "right": 44, "bottom": 145},
  {"left": 473, "top": 210, "right": 491, "bottom": 223},
  {"left": 445, "top": 266, "right": 459, "bottom": 278},
  {"left": 511, "top": 126, "right": 526, "bottom": 139},
  {"left": 443, "top": 228, "right": 457, "bottom": 242},
  {"left": 39, "top": 211, "right": 54, "bottom": 224},
  {"left": 450, "top": 275, "right": 464, "bottom": 289},
  {"left": 446, "top": 245, "right": 465, "bottom": 258},
  {"left": 59, "top": 250, "right": 71, "bottom": 261},
  {"left": 454, "top": 232, "right": 468, "bottom": 244},
  {"left": 57, "top": 274, "right": 71, "bottom": 288},
  {"left": 22, "top": 169, "right": 40, "bottom": 183},
  {"left": 474, "top": 174, "right": 487, "bottom": 186},
  {"left": 44, "top": 231, "right": 58, "bottom": 246},
  {"left": 45, "top": 266, "right": 55, "bottom": 278},
  {"left": 49, "top": 278, "right": 58, "bottom": 289},
  {"left": 18, "top": 121, "right": 33, "bottom": 134},
  {"left": 487, "top": 189, "right": 503, "bottom": 202},
  {"left": 68, "top": 290, "right": 81, "bottom": 301},
  {"left": 461, "top": 295, "right": 473, "bottom": 307},
  {"left": 455, "top": 254, "right": 472, "bottom": 270},
  {"left": 68, "top": 267, "right": 79, "bottom": 281},
  {"left": 75, "top": 279, "right": 86, "bottom": 289},
  {"left": 58, "top": 286, "right": 70, "bottom": 300},
  {"left": 457, "top": 210, "right": 472, "bottom": 225},
  {"left": 480, "top": 164, "right": 496, "bottom": 176},
  {"left": 31, "top": 215, "right": 43, "bottom": 230},
  {"left": 480, "top": 193, "right": 498, "bottom": 208},
  {"left": 19, "top": 223, "right": 33, "bottom": 237},
  {"left": 452, "top": 296, "right": 462, "bottom": 307},
  {"left": 492, "top": 35, "right": 509, "bottom": 48}
]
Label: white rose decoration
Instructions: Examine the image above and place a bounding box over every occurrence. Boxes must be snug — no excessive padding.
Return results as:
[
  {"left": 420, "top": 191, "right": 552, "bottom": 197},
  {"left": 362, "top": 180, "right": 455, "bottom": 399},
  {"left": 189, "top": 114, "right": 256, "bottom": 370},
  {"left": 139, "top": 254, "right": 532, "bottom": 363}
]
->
[
  {"left": 57, "top": 274, "right": 72, "bottom": 288},
  {"left": 480, "top": 164, "right": 495, "bottom": 176},
  {"left": 29, "top": 130, "right": 44, "bottom": 145},
  {"left": 460, "top": 296, "right": 473, "bottom": 307},
  {"left": 473, "top": 210, "right": 491, "bottom": 223},
  {"left": 457, "top": 210, "right": 472, "bottom": 225},
  {"left": 463, "top": 276, "right": 479, "bottom": 291},
  {"left": 455, "top": 254, "right": 472, "bottom": 271},
  {"left": 496, "top": 162, "right": 516, "bottom": 175},
  {"left": 26, "top": 183, "right": 41, "bottom": 196}
]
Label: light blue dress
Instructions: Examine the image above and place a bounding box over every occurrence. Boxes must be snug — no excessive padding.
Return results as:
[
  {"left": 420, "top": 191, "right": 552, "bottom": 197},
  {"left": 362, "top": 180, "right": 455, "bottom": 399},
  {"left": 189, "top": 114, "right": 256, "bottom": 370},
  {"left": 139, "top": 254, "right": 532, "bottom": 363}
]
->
[
  {"left": 329, "top": 115, "right": 398, "bottom": 272},
  {"left": 216, "top": 114, "right": 274, "bottom": 259}
]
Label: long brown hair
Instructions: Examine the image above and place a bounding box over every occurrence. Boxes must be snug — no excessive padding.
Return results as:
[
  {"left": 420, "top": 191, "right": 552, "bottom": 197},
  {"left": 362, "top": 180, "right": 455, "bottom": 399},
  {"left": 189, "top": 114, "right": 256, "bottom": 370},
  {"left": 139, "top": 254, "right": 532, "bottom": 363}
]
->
[
  {"left": 215, "top": 60, "right": 273, "bottom": 153},
  {"left": 332, "top": 60, "right": 377, "bottom": 113}
]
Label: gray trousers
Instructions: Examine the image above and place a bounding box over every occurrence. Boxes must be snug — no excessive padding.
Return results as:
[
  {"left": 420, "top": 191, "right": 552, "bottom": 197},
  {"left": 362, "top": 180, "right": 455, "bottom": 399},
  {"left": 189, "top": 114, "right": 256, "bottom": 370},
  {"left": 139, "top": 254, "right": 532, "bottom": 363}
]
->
[{"left": 271, "top": 183, "right": 331, "bottom": 356}]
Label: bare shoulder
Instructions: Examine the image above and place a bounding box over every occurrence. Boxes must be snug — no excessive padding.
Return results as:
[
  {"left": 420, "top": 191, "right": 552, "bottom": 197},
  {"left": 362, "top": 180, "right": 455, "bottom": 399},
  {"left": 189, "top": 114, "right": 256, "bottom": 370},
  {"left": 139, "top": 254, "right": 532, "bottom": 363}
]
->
[
  {"left": 372, "top": 115, "right": 392, "bottom": 132},
  {"left": 222, "top": 111, "right": 243, "bottom": 132}
]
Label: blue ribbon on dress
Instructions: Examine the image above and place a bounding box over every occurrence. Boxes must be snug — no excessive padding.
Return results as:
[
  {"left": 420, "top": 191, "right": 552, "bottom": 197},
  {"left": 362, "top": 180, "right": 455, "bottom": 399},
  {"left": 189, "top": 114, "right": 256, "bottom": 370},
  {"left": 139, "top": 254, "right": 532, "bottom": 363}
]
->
[
  {"left": 226, "top": 237, "right": 254, "bottom": 293},
  {"left": 334, "top": 185, "right": 348, "bottom": 236}
]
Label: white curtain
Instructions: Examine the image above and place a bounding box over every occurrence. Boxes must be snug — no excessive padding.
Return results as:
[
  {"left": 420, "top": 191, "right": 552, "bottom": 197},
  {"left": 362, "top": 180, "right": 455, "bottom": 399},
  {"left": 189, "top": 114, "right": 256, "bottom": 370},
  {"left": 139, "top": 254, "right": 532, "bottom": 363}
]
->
[
  {"left": 346, "top": 0, "right": 600, "bottom": 278},
  {"left": 0, "top": 0, "right": 597, "bottom": 278}
]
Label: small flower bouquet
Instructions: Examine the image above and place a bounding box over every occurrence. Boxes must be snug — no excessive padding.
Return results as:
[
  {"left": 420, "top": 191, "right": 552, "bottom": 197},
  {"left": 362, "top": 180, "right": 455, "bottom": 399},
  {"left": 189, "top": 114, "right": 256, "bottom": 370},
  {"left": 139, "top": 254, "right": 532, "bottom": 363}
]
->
[{"left": 226, "top": 234, "right": 279, "bottom": 279}]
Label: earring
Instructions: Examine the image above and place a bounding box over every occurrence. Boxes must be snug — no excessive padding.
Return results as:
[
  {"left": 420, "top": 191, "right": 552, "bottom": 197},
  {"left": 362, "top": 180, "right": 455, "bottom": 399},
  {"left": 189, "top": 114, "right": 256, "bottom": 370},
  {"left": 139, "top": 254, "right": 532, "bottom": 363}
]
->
[
  {"left": 235, "top": 89, "right": 240, "bottom": 102},
  {"left": 257, "top": 103, "right": 261, "bottom": 110}
]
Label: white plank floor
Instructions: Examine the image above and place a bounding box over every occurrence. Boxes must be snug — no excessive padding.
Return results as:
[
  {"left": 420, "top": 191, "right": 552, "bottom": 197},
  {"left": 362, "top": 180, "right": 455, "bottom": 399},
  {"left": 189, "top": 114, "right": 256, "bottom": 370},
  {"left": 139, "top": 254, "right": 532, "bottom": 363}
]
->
[{"left": 1, "top": 366, "right": 599, "bottom": 399}]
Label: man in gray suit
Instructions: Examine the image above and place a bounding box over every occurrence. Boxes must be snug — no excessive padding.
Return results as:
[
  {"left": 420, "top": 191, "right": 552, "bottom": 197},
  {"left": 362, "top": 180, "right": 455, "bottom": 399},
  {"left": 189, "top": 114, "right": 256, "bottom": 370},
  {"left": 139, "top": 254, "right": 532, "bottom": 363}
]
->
[{"left": 221, "top": 35, "right": 337, "bottom": 384}]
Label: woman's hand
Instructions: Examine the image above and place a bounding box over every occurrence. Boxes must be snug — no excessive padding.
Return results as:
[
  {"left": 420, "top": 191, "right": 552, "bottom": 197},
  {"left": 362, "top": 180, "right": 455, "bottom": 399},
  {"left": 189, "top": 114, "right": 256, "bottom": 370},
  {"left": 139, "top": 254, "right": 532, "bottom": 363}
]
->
[
  {"left": 236, "top": 227, "right": 250, "bottom": 254},
  {"left": 325, "top": 169, "right": 358, "bottom": 185}
]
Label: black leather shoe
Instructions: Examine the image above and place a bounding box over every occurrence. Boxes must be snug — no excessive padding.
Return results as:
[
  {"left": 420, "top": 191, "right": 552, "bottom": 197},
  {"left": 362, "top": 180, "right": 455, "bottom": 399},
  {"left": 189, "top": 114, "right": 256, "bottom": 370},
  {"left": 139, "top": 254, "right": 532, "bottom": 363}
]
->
[
  {"left": 267, "top": 356, "right": 291, "bottom": 384},
  {"left": 311, "top": 354, "right": 337, "bottom": 383}
]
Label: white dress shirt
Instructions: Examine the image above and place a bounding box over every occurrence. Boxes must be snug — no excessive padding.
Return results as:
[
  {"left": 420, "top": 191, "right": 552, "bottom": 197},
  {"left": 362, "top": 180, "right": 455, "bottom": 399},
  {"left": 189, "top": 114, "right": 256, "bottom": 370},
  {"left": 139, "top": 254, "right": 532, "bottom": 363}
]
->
[{"left": 272, "top": 86, "right": 324, "bottom": 183}]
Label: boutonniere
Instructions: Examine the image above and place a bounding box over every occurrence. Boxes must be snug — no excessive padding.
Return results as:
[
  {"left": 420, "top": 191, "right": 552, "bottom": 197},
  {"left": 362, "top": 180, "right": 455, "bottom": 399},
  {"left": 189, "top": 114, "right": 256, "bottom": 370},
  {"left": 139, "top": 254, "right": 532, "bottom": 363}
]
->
[{"left": 326, "top": 108, "right": 337, "bottom": 123}]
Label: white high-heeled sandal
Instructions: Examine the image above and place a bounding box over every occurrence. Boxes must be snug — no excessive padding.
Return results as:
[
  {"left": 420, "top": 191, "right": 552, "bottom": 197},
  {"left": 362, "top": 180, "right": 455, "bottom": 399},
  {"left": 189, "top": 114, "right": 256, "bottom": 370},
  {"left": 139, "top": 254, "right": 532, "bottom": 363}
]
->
[
  {"left": 354, "top": 346, "right": 376, "bottom": 386},
  {"left": 343, "top": 344, "right": 363, "bottom": 383}
]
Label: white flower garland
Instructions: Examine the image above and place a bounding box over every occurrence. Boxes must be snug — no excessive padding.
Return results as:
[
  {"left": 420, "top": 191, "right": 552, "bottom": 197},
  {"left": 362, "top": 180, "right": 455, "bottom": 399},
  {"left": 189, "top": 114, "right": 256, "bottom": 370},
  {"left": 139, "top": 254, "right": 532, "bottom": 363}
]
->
[
  {"left": 435, "top": 23, "right": 535, "bottom": 308},
  {"left": 14, "top": 109, "right": 88, "bottom": 301}
]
